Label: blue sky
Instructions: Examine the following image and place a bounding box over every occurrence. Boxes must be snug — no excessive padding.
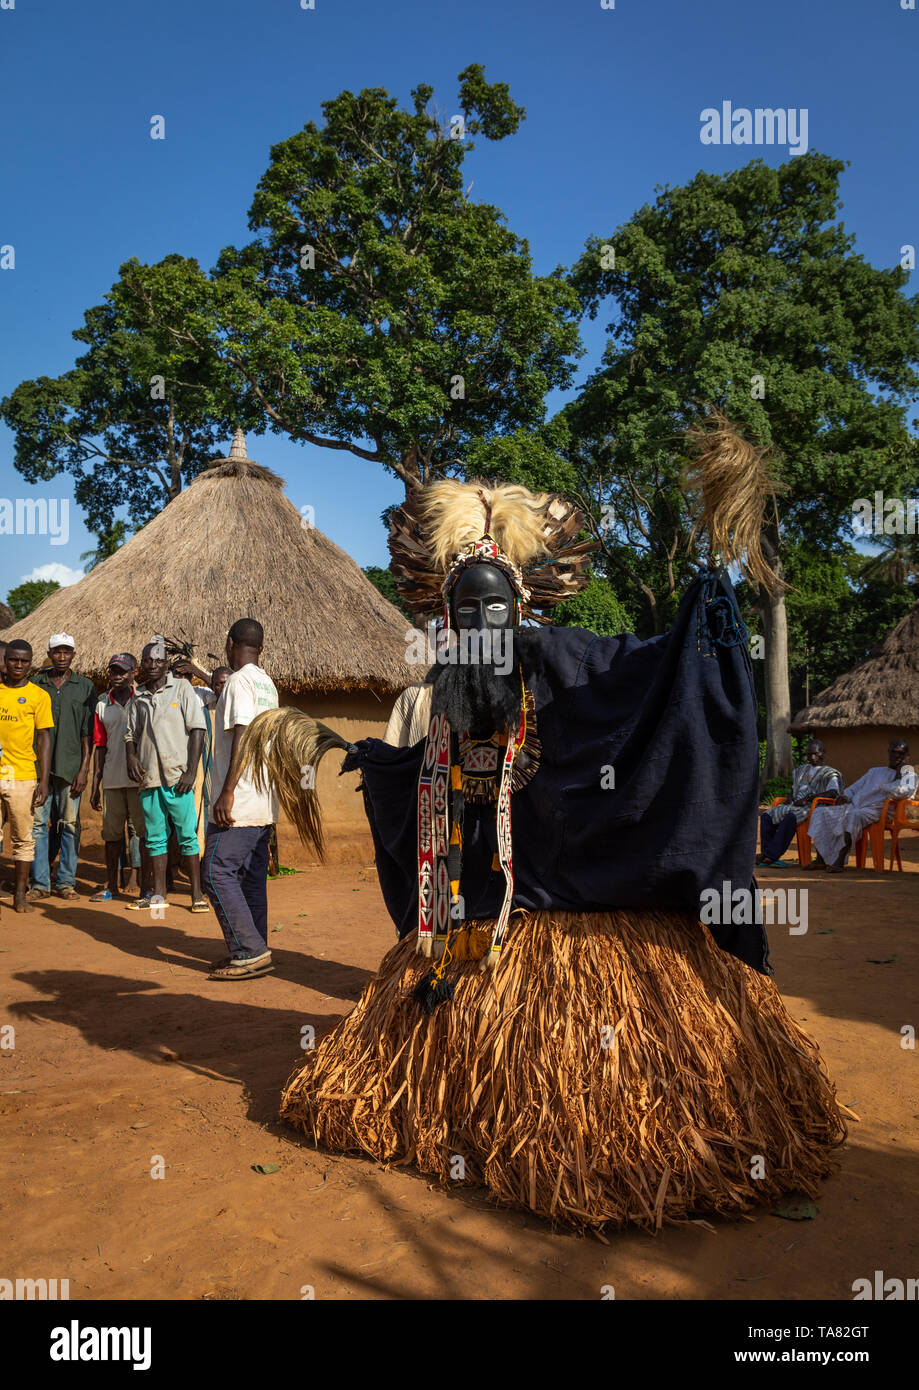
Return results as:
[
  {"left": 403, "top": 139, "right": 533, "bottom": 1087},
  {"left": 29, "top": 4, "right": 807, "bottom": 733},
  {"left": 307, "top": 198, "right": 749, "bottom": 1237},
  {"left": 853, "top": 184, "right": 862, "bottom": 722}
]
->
[{"left": 0, "top": 0, "right": 916, "bottom": 604}]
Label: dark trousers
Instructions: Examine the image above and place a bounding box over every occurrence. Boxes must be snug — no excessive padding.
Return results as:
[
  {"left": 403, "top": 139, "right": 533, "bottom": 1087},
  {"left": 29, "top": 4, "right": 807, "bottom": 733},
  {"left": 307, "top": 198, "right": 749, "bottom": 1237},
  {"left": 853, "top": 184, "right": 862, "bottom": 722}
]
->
[
  {"left": 759, "top": 810, "right": 799, "bottom": 862},
  {"left": 202, "top": 824, "right": 272, "bottom": 960}
]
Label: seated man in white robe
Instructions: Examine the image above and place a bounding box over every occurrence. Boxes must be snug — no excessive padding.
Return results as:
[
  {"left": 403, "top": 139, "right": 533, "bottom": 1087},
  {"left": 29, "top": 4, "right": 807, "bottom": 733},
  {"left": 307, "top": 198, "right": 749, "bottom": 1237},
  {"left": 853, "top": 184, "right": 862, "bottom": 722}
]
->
[{"left": 807, "top": 739, "right": 917, "bottom": 872}]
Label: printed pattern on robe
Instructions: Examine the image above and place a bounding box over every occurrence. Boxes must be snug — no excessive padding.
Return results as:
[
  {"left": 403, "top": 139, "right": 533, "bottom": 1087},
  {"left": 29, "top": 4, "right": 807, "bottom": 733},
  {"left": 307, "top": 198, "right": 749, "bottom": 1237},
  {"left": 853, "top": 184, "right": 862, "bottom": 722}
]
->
[
  {"left": 462, "top": 742, "right": 499, "bottom": 775},
  {"left": 417, "top": 713, "right": 451, "bottom": 952},
  {"left": 484, "top": 714, "right": 522, "bottom": 969},
  {"left": 764, "top": 762, "right": 843, "bottom": 827}
]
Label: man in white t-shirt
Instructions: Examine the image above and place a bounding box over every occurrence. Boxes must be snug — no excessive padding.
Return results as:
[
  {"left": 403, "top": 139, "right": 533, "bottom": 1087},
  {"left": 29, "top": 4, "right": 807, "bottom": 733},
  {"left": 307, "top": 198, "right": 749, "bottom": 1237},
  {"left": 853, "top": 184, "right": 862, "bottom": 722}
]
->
[{"left": 202, "top": 619, "right": 279, "bottom": 980}]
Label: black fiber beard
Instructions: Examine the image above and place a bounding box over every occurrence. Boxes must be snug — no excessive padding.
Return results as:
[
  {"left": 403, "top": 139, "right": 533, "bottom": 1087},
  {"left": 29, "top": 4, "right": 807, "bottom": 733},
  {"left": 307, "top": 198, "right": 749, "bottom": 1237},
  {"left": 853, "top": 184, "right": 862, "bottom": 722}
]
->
[{"left": 430, "top": 628, "right": 544, "bottom": 734}]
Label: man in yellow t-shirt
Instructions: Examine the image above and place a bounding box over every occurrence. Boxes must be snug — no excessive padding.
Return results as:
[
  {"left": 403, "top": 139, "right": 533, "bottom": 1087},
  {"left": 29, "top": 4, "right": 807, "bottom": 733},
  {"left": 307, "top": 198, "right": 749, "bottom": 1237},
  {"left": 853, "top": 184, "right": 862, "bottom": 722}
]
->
[{"left": 0, "top": 639, "right": 53, "bottom": 912}]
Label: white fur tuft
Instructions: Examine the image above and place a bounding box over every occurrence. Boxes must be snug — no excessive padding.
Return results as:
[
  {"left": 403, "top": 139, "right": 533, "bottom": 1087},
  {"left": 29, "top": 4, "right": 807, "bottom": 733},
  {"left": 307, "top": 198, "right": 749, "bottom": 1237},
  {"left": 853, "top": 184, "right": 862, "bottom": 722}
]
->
[{"left": 420, "top": 479, "right": 552, "bottom": 571}]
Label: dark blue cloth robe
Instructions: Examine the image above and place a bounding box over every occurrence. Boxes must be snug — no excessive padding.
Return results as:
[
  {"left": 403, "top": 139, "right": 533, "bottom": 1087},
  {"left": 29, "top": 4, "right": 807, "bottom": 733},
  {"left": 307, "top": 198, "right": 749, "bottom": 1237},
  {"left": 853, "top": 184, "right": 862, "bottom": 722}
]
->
[{"left": 342, "top": 568, "right": 770, "bottom": 975}]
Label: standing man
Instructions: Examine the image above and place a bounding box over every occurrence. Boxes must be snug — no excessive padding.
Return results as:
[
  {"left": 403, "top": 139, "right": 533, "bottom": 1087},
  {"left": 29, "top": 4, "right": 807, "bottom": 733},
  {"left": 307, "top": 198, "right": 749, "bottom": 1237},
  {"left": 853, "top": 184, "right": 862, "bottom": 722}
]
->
[
  {"left": 30, "top": 634, "right": 96, "bottom": 901},
  {"left": 0, "top": 640, "right": 52, "bottom": 911},
  {"left": 172, "top": 660, "right": 231, "bottom": 843},
  {"left": 125, "top": 641, "right": 208, "bottom": 911},
  {"left": 89, "top": 653, "right": 150, "bottom": 903},
  {"left": 203, "top": 619, "right": 279, "bottom": 981}
]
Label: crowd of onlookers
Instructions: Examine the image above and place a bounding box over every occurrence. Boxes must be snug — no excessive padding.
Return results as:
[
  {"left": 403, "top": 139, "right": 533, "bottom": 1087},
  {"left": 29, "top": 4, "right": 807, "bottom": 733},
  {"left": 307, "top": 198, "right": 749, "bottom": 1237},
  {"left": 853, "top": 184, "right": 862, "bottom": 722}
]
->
[{"left": 0, "top": 621, "right": 283, "bottom": 981}]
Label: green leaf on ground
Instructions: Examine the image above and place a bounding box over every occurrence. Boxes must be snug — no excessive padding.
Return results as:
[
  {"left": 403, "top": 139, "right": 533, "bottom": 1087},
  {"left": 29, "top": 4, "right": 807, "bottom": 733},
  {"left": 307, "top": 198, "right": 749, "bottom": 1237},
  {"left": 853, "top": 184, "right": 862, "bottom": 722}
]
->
[
  {"left": 252, "top": 1163, "right": 280, "bottom": 1174},
  {"left": 771, "top": 1201, "right": 819, "bottom": 1221}
]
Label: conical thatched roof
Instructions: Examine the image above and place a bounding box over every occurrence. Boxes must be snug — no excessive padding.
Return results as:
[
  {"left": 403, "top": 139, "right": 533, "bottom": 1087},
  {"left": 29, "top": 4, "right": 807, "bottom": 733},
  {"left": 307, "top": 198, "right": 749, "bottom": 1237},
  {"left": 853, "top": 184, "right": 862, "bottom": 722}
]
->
[
  {"left": 3, "top": 439, "right": 412, "bottom": 696},
  {"left": 792, "top": 601, "right": 919, "bottom": 731}
]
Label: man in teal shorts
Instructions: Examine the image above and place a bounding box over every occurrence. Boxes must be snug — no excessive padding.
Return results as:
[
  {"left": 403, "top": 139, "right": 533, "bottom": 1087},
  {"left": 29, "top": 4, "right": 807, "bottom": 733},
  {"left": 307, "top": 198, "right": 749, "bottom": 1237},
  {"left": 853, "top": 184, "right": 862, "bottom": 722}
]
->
[{"left": 125, "top": 640, "right": 208, "bottom": 912}]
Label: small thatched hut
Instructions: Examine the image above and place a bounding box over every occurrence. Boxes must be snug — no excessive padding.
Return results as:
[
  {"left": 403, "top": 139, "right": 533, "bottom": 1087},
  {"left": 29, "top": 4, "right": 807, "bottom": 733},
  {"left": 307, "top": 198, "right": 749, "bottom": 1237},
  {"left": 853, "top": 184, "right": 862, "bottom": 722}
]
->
[
  {"left": 4, "top": 432, "right": 414, "bottom": 860},
  {"left": 791, "top": 602, "right": 919, "bottom": 782},
  {"left": 0, "top": 602, "right": 15, "bottom": 630}
]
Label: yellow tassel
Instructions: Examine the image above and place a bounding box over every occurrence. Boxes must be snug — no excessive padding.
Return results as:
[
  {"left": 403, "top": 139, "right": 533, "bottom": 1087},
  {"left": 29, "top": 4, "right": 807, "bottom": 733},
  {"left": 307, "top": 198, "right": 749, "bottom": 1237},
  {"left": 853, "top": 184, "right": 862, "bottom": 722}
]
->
[
  {"left": 449, "top": 926, "right": 491, "bottom": 962},
  {"left": 451, "top": 764, "right": 462, "bottom": 790},
  {"left": 430, "top": 937, "right": 454, "bottom": 984}
]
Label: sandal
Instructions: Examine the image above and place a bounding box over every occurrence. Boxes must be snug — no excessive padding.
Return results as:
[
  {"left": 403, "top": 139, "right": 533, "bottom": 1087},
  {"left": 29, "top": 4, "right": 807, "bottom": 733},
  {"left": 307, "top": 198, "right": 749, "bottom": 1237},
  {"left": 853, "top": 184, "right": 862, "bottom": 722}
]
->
[
  {"left": 90, "top": 889, "right": 114, "bottom": 902},
  {"left": 57, "top": 885, "right": 79, "bottom": 900},
  {"left": 190, "top": 898, "right": 210, "bottom": 913},
  {"left": 208, "top": 953, "right": 273, "bottom": 981},
  {"left": 126, "top": 896, "right": 153, "bottom": 911},
  {"left": 26, "top": 886, "right": 51, "bottom": 901}
]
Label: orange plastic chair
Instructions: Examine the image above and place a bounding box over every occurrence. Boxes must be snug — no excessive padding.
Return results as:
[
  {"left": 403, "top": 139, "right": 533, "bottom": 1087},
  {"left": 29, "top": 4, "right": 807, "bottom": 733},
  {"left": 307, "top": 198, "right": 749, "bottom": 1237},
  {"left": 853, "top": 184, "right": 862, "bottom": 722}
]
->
[
  {"left": 855, "top": 797, "right": 919, "bottom": 871},
  {"left": 768, "top": 795, "right": 838, "bottom": 867}
]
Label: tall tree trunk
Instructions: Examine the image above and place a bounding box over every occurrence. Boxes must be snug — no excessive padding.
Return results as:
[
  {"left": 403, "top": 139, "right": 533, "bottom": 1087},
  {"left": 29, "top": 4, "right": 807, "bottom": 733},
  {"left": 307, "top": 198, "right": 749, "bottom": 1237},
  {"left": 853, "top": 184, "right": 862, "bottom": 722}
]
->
[
  {"left": 401, "top": 444, "right": 422, "bottom": 495},
  {"left": 166, "top": 397, "right": 181, "bottom": 499},
  {"left": 758, "top": 534, "right": 793, "bottom": 780}
]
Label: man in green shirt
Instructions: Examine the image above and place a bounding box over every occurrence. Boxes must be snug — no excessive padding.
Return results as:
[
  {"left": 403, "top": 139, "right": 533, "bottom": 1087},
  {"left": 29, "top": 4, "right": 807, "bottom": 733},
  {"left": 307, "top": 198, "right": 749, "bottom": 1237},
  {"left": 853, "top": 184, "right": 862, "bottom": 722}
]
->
[{"left": 30, "top": 633, "right": 96, "bottom": 901}]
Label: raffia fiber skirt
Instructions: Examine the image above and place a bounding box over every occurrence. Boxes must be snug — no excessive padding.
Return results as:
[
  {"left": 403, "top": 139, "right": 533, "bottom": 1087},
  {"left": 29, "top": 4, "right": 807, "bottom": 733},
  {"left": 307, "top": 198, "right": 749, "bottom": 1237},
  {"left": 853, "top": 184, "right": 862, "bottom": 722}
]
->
[{"left": 280, "top": 909, "right": 847, "bottom": 1232}]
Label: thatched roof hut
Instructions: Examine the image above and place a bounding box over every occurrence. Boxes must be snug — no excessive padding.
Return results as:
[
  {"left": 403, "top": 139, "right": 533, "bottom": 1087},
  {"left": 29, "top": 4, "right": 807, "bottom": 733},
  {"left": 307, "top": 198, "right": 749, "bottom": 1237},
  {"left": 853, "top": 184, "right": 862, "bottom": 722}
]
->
[
  {"left": 0, "top": 602, "right": 14, "bottom": 630},
  {"left": 791, "top": 601, "right": 919, "bottom": 781},
  {"left": 3, "top": 432, "right": 411, "bottom": 697}
]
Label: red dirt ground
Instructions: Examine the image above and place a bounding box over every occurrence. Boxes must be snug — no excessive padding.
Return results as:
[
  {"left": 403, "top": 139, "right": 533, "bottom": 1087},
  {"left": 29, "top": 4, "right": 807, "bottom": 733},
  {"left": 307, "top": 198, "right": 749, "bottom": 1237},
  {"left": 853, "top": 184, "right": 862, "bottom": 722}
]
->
[{"left": 2, "top": 832, "right": 917, "bottom": 1301}]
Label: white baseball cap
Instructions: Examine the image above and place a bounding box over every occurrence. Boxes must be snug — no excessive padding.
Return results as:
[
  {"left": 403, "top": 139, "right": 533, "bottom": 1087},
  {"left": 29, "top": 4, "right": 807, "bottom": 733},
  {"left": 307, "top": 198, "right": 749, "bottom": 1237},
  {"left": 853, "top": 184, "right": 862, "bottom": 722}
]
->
[{"left": 48, "top": 633, "right": 75, "bottom": 650}]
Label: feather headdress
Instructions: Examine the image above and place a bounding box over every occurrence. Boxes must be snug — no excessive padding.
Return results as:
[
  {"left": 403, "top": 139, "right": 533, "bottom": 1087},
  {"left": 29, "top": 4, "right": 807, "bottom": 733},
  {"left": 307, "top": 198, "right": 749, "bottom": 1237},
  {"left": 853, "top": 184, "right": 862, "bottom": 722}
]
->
[{"left": 389, "top": 478, "right": 595, "bottom": 620}]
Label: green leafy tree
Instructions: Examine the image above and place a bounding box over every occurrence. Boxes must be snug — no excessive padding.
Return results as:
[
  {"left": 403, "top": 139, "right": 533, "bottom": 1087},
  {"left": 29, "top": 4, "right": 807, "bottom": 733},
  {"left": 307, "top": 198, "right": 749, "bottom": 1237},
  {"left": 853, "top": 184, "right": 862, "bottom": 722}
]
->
[
  {"left": 1, "top": 255, "right": 239, "bottom": 533},
  {"left": 3, "top": 69, "right": 580, "bottom": 540},
  {"left": 568, "top": 152, "right": 919, "bottom": 775},
  {"left": 739, "top": 542, "right": 916, "bottom": 732},
  {"left": 7, "top": 578, "right": 60, "bottom": 619},
  {"left": 206, "top": 66, "right": 582, "bottom": 495},
  {"left": 788, "top": 547, "right": 915, "bottom": 712},
  {"left": 363, "top": 564, "right": 412, "bottom": 620},
  {"left": 464, "top": 415, "right": 683, "bottom": 635},
  {"left": 553, "top": 576, "right": 633, "bottom": 636},
  {"left": 858, "top": 532, "right": 919, "bottom": 587},
  {"left": 549, "top": 403, "right": 697, "bottom": 637}
]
